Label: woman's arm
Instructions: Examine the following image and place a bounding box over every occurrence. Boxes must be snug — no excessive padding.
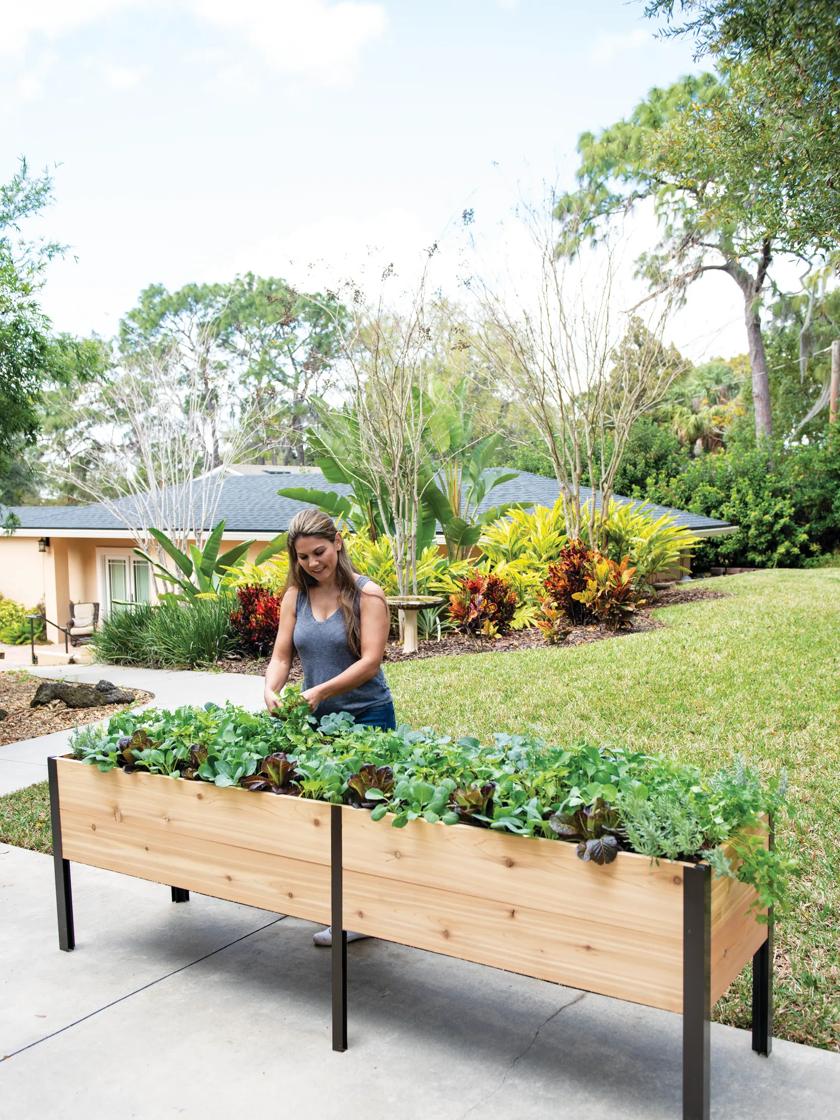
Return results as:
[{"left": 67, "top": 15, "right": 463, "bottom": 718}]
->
[
  {"left": 264, "top": 587, "right": 298, "bottom": 712},
  {"left": 302, "top": 582, "right": 390, "bottom": 710}
]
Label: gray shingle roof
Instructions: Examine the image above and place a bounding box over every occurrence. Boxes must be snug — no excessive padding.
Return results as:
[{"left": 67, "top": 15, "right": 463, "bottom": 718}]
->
[{"left": 8, "top": 468, "right": 733, "bottom": 535}]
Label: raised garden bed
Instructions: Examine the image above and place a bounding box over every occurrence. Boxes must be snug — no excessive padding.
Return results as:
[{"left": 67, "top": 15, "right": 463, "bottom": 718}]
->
[{"left": 48, "top": 724, "right": 773, "bottom": 1120}]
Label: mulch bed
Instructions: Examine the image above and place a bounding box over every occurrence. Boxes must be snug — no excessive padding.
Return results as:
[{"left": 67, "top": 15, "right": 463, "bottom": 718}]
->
[
  {"left": 0, "top": 674, "right": 154, "bottom": 748},
  {"left": 217, "top": 586, "right": 727, "bottom": 676}
]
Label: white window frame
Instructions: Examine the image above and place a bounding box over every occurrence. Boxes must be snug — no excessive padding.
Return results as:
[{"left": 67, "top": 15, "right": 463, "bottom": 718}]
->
[{"left": 96, "top": 548, "right": 156, "bottom": 618}]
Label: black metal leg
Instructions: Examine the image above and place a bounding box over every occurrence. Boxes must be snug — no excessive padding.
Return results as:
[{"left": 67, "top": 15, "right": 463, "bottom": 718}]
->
[
  {"left": 752, "top": 817, "right": 774, "bottom": 1056},
  {"left": 331, "top": 804, "right": 347, "bottom": 1052},
  {"left": 47, "top": 757, "right": 75, "bottom": 952},
  {"left": 171, "top": 887, "right": 190, "bottom": 903},
  {"left": 683, "top": 863, "right": 711, "bottom": 1120}
]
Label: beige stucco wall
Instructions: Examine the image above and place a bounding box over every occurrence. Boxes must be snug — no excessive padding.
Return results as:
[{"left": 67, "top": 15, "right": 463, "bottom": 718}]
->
[{"left": 0, "top": 537, "right": 50, "bottom": 610}]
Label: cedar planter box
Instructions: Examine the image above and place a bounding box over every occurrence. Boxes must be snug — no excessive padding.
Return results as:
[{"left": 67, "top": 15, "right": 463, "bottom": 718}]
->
[{"left": 48, "top": 755, "right": 773, "bottom": 1120}]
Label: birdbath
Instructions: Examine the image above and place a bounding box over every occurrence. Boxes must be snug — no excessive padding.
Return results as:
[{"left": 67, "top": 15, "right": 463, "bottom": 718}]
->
[{"left": 385, "top": 595, "right": 446, "bottom": 655}]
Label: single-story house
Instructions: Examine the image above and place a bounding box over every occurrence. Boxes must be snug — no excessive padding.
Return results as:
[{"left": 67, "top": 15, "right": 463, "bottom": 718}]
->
[{"left": 1, "top": 465, "right": 734, "bottom": 644}]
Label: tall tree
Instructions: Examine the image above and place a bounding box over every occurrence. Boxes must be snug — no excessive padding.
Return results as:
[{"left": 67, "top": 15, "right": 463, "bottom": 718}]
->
[
  {"left": 0, "top": 161, "right": 63, "bottom": 474},
  {"left": 554, "top": 66, "right": 835, "bottom": 440},
  {"left": 644, "top": 0, "right": 840, "bottom": 246},
  {"left": 119, "top": 274, "right": 344, "bottom": 465}
]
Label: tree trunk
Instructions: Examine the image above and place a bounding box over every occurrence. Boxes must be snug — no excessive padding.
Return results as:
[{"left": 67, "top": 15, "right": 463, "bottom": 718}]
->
[{"left": 744, "top": 296, "right": 773, "bottom": 440}]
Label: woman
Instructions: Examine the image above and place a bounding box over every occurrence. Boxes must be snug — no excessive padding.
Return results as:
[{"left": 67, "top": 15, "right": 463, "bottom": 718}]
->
[{"left": 264, "top": 509, "right": 395, "bottom": 945}]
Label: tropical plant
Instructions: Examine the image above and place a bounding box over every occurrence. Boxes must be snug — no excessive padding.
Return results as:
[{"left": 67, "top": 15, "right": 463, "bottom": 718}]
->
[
  {"left": 599, "top": 502, "right": 698, "bottom": 586},
  {"left": 539, "top": 540, "right": 594, "bottom": 627},
  {"left": 219, "top": 554, "right": 289, "bottom": 593},
  {"left": 229, "top": 586, "right": 282, "bottom": 655},
  {"left": 448, "top": 571, "right": 518, "bottom": 637},
  {"left": 421, "top": 378, "right": 522, "bottom": 560},
  {"left": 572, "top": 555, "right": 642, "bottom": 631},
  {"left": 134, "top": 521, "right": 285, "bottom": 601}
]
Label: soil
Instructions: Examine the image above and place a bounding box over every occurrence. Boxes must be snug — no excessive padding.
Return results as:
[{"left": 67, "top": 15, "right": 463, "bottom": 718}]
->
[
  {"left": 0, "top": 674, "right": 154, "bottom": 748},
  {"left": 216, "top": 587, "right": 727, "bottom": 676}
]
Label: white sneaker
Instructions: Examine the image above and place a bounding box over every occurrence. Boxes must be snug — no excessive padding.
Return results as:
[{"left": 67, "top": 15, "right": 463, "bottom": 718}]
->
[{"left": 312, "top": 926, "right": 369, "bottom": 947}]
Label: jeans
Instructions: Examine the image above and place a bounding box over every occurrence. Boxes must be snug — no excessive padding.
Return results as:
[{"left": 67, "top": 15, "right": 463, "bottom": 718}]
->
[{"left": 355, "top": 701, "right": 397, "bottom": 730}]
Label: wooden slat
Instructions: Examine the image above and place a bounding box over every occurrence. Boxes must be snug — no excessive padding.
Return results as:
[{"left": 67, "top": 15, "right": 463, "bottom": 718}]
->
[
  {"left": 343, "top": 867, "right": 684, "bottom": 1011},
  {"left": 341, "top": 808, "right": 686, "bottom": 1012},
  {"left": 342, "top": 807, "right": 687, "bottom": 932},
  {"left": 60, "top": 810, "right": 330, "bottom": 922},
  {"left": 57, "top": 759, "right": 330, "bottom": 864},
  {"left": 56, "top": 758, "right": 331, "bottom": 922},
  {"left": 710, "top": 873, "right": 768, "bottom": 1005}
]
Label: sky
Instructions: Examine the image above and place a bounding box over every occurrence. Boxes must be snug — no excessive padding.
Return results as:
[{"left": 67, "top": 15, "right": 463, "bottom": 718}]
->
[{"left": 3, "top": 0, "right": 750, "bottom": 361}]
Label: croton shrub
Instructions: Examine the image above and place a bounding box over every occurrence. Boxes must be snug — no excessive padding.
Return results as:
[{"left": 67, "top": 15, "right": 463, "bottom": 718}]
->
[
  {"left": 536, "top": 540, "right": 643, "bottom": 642},
  {"left": 229, "top": 585, "right": 282, "bottom": 655},
  {"left": 70, "top": 688, "right": 792, "bottom": 914},
  {"left": 449, "top": 571, "right": 518, "bottom": 637}
]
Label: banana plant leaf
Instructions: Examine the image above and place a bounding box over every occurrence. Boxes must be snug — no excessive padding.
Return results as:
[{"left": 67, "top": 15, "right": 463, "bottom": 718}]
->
[{"left": 147, "top": 527, "right": 194, "bottom": 578}]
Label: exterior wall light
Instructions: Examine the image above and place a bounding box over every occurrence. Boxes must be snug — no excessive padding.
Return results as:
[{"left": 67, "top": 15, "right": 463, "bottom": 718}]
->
[{"left": 38, "top": 537, "right": 51, "bottom": 553}]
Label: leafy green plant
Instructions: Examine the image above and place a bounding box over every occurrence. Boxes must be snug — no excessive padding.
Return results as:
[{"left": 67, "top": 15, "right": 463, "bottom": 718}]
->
[
  {"left": 71, "top": 695, "right": 791, "bottom": 911},
  {"left": 92, "top": 597, "right": 237, "bottom": 668},
  {"left": 0, "top": 596, "right": 44, "bottom": 644},
  {"left": 134, "top": 520, "right": 285, "bottom": 602}
]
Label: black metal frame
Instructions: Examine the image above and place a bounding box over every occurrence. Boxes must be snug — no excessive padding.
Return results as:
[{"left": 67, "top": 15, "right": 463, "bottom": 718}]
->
[
  {"left": 48, "top": 765, "right": 774, "bottom": 1116},
  {"left": 751, "top": 818, "right": 774, "bottom": 1058},
  {"left": 683, "top": 862, "right": 711, "bottom": 1120},
  {"left": 47, "top": 757, "right": 75, "bottom": 952}
]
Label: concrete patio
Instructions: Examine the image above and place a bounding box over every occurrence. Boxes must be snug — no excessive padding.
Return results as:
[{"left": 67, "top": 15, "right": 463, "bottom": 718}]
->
[{"left": 1, "top": 665, "right": 838, "bottom": 1118}]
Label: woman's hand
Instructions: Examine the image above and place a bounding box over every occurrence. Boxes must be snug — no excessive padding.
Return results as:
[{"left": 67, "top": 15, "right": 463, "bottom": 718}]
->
[
  {"left": 264, "top": 687, "right": 282, "bottom": 714},
  {"left": 301, "top": 686, "right": 324, "bottom": 711}
]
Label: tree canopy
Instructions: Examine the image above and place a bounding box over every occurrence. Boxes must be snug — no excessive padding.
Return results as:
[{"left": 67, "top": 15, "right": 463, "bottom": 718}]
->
[{"left": 0, "top": 162, "right": 63, "bottom": 470}]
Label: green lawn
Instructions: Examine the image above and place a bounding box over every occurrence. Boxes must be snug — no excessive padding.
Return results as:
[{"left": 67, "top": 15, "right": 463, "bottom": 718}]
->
[
  {"left": 1, "top": 570, "right": 837, "bottom": 1049},
  {"left": 385, "top": 570, "right": 839, "bottom": 1052}
]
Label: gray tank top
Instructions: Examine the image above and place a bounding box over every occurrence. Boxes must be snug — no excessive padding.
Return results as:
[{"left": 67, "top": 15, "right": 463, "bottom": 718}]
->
[{"left": 293, "top": 574, "right": 392, "bottom": 718}]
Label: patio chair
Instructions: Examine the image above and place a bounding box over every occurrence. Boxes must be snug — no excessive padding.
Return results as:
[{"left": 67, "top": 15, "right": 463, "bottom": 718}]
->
[{"left": 67, "top": 602, "right": 100, "bottom": 646}]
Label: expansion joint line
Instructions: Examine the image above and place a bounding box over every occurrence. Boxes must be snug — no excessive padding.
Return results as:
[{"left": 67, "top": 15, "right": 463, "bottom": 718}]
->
[{"left": 1, "top": 916, "right": 285, "bottom": 1063}]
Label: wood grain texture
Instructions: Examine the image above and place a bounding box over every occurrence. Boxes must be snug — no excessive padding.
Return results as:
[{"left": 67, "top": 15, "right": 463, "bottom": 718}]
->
[
  {"left": 55, "top": 760, "right": 764, "bottom": 1011},
  {"left": 710, "top": 868, "right": 768, "bottom": 1005},
  {"left": 341, "top": 807, "right": 687, "bottom": 1011},
  {"left": 56, "top": 758, "right": 331, "bottom": 922}
]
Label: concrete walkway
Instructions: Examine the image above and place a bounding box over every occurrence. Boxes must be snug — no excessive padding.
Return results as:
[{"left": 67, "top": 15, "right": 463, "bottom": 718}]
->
[
  {"left": 0, "top": 665, "right": 263, "bottom": 796},
  {"left": 1, "top": 843, "right": 837, "bottom": 1119}
]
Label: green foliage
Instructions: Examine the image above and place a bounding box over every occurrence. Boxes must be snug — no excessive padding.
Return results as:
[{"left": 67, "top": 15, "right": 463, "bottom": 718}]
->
[
  {"left": 134, "top": 521, "right": 285, "bottom": 601},
  {"left": 71, "top": 696, "right": 791, "bottom": 911},
  {"left": 645, "top": 0, "right": 840, "bottom": 247},
  {"left": 91, "top": 597, "right": 237, "bottom": 668},
  {"left": 646, "top": 444, "right": 821, "bottom": 567},
  {"left": 119, "top": 274, "right": 346, "bottom": 465},
  {"left": 0, "top": 161, "right": 64, "bottom": 472},
  {"left": 600, "top": 501, "right": 697, "bottom": 585},
  {"left": 0, "top": 596, "right": 44, "bottom": 644}
]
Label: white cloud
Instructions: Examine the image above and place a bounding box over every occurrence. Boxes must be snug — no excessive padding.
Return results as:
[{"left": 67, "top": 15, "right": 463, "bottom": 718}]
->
[
  {"left": 0, "top": 0, "right": 136, "bottom": 57},
  {"left": 2, "top": 0, "right": 386, "bottom": 86},
  {"left": 589, "top": 28, "right": 650, "bottom": 66},
  {"left": 190, "top": 0, "right": 388, "bottom": 85},
  {"left": 102, "top": 62, "right": 146, "bottom": 89}
]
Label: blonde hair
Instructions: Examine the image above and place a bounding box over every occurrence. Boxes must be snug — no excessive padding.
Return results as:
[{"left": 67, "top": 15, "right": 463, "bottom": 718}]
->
[{"left": 286, "top": 509, "right": 362, "bottom": 658}]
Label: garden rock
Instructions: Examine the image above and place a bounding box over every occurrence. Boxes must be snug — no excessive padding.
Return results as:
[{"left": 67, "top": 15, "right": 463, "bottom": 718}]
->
[
  {"left": 30, "top": 679, "right": 136, "bottom": 709},
  {"left": 0, "top": 708, "right": 7, "bottom": 721}
]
